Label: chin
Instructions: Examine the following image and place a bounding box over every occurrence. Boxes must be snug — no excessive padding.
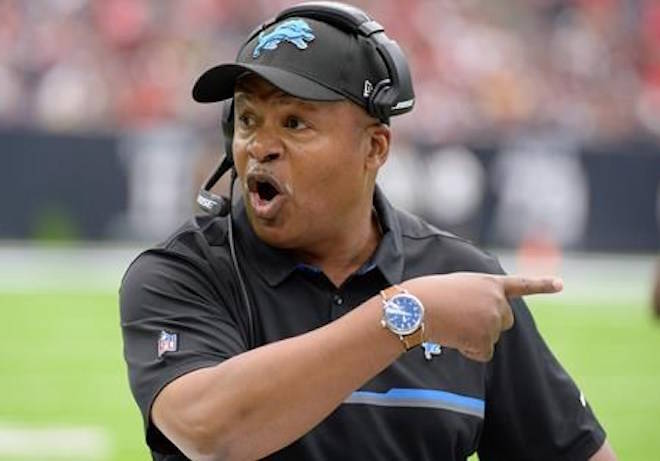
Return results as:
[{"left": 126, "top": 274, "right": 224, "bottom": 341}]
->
[{"left": 247, "top": 212, "right": 299, "bottom": 250}]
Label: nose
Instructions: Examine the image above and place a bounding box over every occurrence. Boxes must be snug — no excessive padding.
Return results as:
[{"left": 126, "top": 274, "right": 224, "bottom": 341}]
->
[{"left": 246, "top": 125, "right": 283, "bottom": 163}]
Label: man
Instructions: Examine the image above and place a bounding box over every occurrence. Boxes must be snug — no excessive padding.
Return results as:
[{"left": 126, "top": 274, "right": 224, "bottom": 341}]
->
[{"left": 120, "top": 3, "right": 616, "bottom": 460}]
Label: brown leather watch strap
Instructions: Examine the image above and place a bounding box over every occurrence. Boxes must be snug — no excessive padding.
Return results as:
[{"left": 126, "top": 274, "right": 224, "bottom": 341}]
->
[{"left": 400, "top": 324, "right": 425, "bottom": 351}]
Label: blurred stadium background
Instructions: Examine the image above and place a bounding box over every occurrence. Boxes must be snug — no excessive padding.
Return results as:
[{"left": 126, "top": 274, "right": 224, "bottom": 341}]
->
[{"left": 0, "top": 0, "right": 659, "bottom": 459}]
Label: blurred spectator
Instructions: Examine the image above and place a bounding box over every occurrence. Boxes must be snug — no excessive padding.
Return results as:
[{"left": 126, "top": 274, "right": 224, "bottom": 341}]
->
[{"left": 0, "top": 0, "right": 653, "bottom": 143}]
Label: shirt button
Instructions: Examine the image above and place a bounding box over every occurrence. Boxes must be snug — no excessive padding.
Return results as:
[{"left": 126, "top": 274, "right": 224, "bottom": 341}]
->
[{"left": 333, "top": 294, "right": 344, "bottom": 306}]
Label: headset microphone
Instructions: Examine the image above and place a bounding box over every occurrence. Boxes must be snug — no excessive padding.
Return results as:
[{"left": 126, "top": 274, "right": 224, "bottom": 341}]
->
[
  {"left": 196, "top": 99, "right": 236, "bottom": 217},
  {"left": 196, "top": 188, "right": 231, "bottom": 217},
  {"left": 196, "top": 155, "right": 233, "bottom": 217}
]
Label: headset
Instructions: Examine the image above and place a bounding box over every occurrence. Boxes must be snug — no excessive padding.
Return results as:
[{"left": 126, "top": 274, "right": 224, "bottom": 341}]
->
[{"left": 195, "top": 1, "right": 414, "bottom": 349}]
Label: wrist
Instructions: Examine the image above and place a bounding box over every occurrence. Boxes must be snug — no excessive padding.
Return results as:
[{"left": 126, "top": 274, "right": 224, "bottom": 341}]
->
[
  {"left": 379, "top": 284, "right": 426, "bottom": 351},
  {"left": 400, "top": 278, "right": 437, "bottom": 341}
]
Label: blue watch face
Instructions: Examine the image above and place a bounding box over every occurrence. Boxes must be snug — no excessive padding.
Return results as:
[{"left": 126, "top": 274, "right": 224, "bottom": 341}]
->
[{"left": 384, "top": 294, "right": 424, "bottom": 335}]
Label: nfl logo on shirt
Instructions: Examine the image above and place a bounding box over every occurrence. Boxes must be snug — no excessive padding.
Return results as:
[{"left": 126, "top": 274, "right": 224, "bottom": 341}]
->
[{"left": 158, "top": 330, "right": 178, "bottom": 358}]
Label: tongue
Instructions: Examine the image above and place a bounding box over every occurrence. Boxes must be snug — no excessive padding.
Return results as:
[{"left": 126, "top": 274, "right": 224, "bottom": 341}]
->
[{"left": 249, "top": 189, "right": 284, "bottom": 220}]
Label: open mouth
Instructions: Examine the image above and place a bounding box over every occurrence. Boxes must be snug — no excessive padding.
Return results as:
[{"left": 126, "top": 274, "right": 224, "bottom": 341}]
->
[
  {"left": 256, "top": 180, "right": 279, "bottom": 201},
  {"left": 246, "top": 172, "right": 286, "bottom": 219},
  {"left": 247, "top": 174, "right": 282, "bottom": 201}
]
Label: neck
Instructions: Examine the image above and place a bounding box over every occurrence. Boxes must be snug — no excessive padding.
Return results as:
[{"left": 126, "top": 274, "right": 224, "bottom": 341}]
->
[{"left": 295, "top": 200, "right": 381, "bottom": 288}]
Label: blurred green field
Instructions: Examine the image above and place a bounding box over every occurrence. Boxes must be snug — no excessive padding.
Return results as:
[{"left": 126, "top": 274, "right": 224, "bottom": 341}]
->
[{"left": 1, "top": 288, "right": 658, "bottom": 460}]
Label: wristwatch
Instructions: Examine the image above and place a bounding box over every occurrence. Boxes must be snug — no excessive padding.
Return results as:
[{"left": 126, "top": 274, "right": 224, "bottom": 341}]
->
[{"left": 380, "top": 285, "right": 425, "bottom": 351}]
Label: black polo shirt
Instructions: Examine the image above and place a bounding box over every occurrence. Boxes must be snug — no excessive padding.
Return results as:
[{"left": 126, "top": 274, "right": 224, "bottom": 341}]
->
[{"left": 120, "top": 188, "right": 606, "bottom": 460}]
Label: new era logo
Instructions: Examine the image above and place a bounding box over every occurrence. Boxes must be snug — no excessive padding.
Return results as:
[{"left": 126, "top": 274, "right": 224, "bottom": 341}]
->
[
  {"left": 363, "top": 80, "right": 373, "bottom": 98},
  {"left": 158, "top": 330, "right": 178, "bottom": 358}
]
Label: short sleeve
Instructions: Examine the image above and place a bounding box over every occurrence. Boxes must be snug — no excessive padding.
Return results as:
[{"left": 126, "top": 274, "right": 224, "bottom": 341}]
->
[
  {"left": 119, "top": 249, "right": 247, "bottom": 454},
  {"left": 477, "top": 298, "right": 606, "bottom": 461}
]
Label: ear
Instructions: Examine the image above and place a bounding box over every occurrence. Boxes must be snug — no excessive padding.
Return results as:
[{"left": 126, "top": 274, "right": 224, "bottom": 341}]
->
[{"left": 364, "top": 123, "right": 390, "bottom": 172}]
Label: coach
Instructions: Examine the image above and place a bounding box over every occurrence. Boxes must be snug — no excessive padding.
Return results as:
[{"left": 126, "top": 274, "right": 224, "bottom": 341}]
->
[{"left": 120, "top": 2, "right": 616, "bottom": 460}]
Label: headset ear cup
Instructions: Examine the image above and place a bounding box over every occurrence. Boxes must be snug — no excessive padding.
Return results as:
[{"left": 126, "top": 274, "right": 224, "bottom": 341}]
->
[
  {"left": 369, "top": 79, "right": 393, "bottom": 122},
  {"left": 222, "top": 99, "right": 235, "bottom": 161}
]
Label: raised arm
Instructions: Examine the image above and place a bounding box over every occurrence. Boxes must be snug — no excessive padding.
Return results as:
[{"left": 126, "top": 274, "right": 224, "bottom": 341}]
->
[{"left": 151, "top": 273, "right": 561, "bottom": 460}]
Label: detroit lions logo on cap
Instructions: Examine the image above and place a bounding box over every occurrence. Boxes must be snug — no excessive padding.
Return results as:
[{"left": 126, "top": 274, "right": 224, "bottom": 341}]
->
[{"left": 253, "top": 19, "right": 315, "bottom": 58}]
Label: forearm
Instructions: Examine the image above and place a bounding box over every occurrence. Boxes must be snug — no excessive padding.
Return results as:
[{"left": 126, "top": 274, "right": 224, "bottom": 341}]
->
[{"left": 153, "top": 293, "right": 402, "bottom": 460}]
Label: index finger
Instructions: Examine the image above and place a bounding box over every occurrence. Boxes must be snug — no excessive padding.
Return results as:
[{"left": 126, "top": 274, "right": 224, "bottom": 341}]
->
[{"left": 497, "top": 275, "right": 563, "bottom": 298}]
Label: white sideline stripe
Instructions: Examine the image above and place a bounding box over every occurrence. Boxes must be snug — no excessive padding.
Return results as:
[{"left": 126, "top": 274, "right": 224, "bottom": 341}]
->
[
  {"left": 0, "top": 424, "right": 111, "bottom": 458},
  {"left": 0, "top": 244, "right": 654, "bottom": 303}
]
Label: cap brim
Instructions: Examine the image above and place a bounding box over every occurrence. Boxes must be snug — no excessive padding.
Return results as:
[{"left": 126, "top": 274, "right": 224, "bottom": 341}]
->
[{"left": 192, "top": 63, "right": 345, "bottom": 103}]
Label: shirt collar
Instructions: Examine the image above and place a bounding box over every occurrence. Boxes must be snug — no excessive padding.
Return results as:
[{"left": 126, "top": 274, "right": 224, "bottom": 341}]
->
[{"left": 234, "top": 185, "right": 404, "bottom": 287}]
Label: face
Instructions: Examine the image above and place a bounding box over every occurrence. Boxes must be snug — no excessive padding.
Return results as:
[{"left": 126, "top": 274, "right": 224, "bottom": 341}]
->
[{"left": 232, "top": 75, "right": 389, "bottom": 251}]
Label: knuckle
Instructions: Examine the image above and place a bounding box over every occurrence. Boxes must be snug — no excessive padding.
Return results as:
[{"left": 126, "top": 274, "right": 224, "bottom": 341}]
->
[
  {"left": 476, "top": 346, "right": 494, "bottom": 362},
  {"left": 477, "top": 273, "right": 496, "bottom": 289},
  {"left": 480, "top": 331, "right": 494, "bottom": 348},
  {"left": 488, "top": 274, "right": 501, "bottom": 288},
  {"left": 521, "top": 278, "right": 531, "bottom": 293},
  {"left": 484, "top": 347, "right": 494, "bottom": 361}
]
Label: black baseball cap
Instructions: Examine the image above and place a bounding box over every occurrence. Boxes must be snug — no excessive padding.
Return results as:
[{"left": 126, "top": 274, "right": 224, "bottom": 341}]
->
[{"left": 192, "top": 17, "right": 390, "bottom": 111}]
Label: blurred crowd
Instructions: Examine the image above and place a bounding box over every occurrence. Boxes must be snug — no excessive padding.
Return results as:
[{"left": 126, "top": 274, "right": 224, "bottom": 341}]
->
[{"left": 0, "top": 0, "right": 659, "bottom": 145}]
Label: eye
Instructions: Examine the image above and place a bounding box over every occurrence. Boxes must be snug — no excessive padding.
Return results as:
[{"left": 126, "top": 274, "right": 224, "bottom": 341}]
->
[
  {"left": 237, "top": 112, "right": 256, "bottom": 130},
  {"left": 284, "top": 116, "right": 308, "bottom": 130}
]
